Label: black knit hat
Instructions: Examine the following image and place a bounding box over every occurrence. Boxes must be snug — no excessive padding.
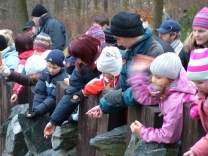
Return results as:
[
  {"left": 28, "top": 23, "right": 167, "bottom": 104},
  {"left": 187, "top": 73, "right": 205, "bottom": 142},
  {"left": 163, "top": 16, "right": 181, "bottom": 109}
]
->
[
  {"left": 0, "top": 35, "right": 7, "bottom": 51},
  {"left": 104, "top": 26, "right": 117, "bottom": 44},
  {"left": 46, "top": 49, "right": 65, "bottom": 67},
  {"left": 110, "top": 12, "right": 144, "bottom": 37},
  {"left": 31, "top": 4, "right": 48, "bottom": 17}
]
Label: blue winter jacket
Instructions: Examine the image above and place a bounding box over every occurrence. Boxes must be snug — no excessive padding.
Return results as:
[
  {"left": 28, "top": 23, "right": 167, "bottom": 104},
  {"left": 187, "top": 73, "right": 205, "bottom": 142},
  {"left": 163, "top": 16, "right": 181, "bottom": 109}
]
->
[
  {"left": 50, "top": 64, "right": 100, "bottom": 126},
  {"left": 2, "top": 47, "right": 19, "bottom": 70},
  {"left": 32, "top": 68, "right": 68, "bottom": 115}
]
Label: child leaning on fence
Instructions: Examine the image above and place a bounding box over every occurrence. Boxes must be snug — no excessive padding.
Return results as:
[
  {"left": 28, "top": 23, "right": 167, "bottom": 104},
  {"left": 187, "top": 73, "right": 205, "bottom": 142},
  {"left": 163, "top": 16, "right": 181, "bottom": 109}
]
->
[
  {"left": 26, "top": 49, "right": 68, "bottom": 119},
  {"left": 183, "top": 48, "right": 208, "bottom": 156},
  {"left": 127, "top": 52, "right": 197, "bottom": 143},
  {"left": 69, "top": 46, "right": 122, "bottom": 122}
]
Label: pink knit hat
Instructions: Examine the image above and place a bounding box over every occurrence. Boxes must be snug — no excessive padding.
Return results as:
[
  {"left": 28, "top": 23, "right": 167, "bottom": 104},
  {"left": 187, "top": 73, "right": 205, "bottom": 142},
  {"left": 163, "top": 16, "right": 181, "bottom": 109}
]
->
[
  {"left": 187, "top": 48, "right": 208, "bottom": 80},
  {"left": 87, "top": 26, "right": 105, "bottom": 40},
  {"left": 192, "top": 7, "right": 208, "bottom": 29}
]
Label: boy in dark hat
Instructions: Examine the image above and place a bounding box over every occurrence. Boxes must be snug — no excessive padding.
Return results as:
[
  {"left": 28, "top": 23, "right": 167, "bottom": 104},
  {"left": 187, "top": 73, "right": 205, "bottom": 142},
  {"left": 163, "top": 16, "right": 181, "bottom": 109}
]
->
[
  {"left": 31, "top": 4, "right": 69, "bottom": 56},
  {"left": 86, "top": 11, "right": 164, "bottom": 118},
  {"left": 26, "top": 49, "right": 68, "bottom": 119}
]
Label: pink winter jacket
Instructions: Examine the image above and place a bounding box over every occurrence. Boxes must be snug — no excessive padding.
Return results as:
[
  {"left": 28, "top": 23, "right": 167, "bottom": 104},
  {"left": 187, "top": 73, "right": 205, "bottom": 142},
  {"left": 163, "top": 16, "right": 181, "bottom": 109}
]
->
[
  {"left": 190, "top": 92, "right": 208, "bottom": 156},
  {"left": 128, "top": 67, "right": 197, "bottom": 143}
]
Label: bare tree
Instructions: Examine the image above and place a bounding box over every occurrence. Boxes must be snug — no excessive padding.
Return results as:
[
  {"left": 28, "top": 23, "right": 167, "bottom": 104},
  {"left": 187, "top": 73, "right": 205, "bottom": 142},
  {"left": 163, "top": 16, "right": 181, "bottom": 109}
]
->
[{"left": 153, "top": 0, "right": 163, "bottom": 35}]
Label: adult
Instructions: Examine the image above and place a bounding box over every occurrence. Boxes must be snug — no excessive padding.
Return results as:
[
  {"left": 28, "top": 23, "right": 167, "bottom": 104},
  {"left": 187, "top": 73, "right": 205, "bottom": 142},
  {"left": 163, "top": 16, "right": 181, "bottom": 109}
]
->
[
  {"left": 179, "top": 7, "right": 208, "bottom": 70},
  {"left": 162, "top": 8, "right": 171, "bottom": 22},
  {"left": 156, "top": 20, "right": 183, "bottom": 55},
  {"left": 23, "top": 21, "right": 37, "bottom": 40},
  {"left": 86, "top": 12, "right": 164, "bottom": 118},
  {"left": 92, "top": 15, "right": 109, "bottom": 30},
  {"left": 31, "top": 4, "right": 69, "bottom": 56},
  {"left": 179, "top": 9, "right": 192, "bottom": 32}
]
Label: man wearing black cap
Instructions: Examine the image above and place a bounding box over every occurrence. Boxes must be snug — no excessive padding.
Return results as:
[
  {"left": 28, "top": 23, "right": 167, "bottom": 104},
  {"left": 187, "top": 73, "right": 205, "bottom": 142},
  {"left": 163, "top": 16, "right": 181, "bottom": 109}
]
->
[
  {"left": 87, "top": 12, "right": 164, "bottom": 118},
  {"left": 23, "top": 21, "right": 37, "bottom": 40},
  {"left": 31, "top": 4, "right": 69, "bottom": 56},
  {"left": 156, "top": 20, "right": 183, "bottom": 55}
]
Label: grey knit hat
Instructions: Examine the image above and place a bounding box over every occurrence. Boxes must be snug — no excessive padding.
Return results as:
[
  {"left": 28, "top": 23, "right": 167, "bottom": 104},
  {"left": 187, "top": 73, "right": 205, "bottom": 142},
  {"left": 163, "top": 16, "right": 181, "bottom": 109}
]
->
[
  {"left": 110, "top": 12, "right": 144, "bottom": 37},
  {"left": 150, "top": 52, "right": 182, "bottom": 79}
]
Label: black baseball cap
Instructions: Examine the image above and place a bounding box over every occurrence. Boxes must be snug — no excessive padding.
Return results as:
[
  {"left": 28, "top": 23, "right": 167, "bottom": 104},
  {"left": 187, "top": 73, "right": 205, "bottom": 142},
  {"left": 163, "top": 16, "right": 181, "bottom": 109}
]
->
[{"left": 23, "top": 21, "right": 35, "bottom": 31}]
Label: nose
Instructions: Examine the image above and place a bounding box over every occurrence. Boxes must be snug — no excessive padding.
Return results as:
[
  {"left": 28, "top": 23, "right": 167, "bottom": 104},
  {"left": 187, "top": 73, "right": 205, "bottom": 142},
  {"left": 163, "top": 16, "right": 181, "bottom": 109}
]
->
[{"left": 152, "top": 76, "right": 156, "bottom": 83}]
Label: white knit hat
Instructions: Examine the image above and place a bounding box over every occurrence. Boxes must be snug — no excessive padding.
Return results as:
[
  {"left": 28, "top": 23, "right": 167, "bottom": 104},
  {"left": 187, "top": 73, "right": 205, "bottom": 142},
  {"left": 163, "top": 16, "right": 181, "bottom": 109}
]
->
[
  {"left": 96, "top": 46, "right": 122, "bottom": 76},
  {"left": 25, "top": 55, "right": 46, "bottom": 75},
  {"left": 150, "top": 52, "right": 182, "bottom": 79}
]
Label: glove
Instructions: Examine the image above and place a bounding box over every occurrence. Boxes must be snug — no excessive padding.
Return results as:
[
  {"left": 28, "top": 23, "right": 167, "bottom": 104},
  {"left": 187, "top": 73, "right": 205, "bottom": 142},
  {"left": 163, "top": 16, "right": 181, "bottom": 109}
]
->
[
  {"left": 190, "top": 105, "right": 200, "bottom": 120},
  {"left": 0, "top": 65, "right": 11, "bottom": 77},
  {"left": 103, "top": 89, "right": 124, "bottom": 106},
  {"left": 70, "top": 90, "right": 87, "bottom": 104},
  {"left": 26, "top": 111, "right": 37, "bottom": 119}
]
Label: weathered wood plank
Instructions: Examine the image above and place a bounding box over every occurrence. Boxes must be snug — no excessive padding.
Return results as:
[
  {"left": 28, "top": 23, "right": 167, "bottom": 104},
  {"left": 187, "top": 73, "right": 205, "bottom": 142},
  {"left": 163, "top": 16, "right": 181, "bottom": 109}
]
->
[
  {"left": 181, "top": 104, "right": 206, "bottom": 155},
  {"left": 56, "top": 81, "right": 68, "bottom": 105}
]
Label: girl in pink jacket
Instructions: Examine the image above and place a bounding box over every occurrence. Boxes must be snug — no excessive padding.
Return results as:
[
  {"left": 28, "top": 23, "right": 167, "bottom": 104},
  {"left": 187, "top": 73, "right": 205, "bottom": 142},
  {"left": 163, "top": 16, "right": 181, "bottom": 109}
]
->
[
  {"left": 128, "top": 52, "right": 196, "bottom": 144},
  {"left": 184, "top": 48, "right": 208, "bottom": 156}
]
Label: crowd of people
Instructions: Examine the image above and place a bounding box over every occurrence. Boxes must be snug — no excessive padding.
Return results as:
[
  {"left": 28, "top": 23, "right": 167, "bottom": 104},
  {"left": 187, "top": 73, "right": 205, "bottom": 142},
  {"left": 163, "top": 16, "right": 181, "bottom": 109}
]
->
[{"left": 0, "top": 3, "right": 208, "bottom": 156}]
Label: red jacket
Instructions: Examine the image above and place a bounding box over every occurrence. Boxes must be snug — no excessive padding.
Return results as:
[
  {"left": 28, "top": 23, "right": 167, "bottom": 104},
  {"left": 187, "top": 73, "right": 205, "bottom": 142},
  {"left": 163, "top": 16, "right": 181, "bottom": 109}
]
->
[
  {"left": 82, "top": 75, "right": 119, "bottom": 96},
  {"left": 13, "top": 50, "right": 34, "bottom": 95}
]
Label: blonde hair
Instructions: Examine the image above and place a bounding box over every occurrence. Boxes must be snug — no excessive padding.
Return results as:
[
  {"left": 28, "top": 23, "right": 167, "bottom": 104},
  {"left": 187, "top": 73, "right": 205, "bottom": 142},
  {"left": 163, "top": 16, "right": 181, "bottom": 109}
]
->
[
  {"left": 0, "top": 29, "right": 14, "bottom": 47},
  {"left": 183, "top": 32, "right": 195, "bottom": 52}
]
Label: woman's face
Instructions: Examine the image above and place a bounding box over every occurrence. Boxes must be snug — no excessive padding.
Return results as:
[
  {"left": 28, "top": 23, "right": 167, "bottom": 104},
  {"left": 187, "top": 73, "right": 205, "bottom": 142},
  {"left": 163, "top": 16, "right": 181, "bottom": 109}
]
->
[
  {"left": 193, "top": 27, "right": 208, "bottom": 46},
  {"left": 151, "top": 74, "right": 173, "bottom": 91}
]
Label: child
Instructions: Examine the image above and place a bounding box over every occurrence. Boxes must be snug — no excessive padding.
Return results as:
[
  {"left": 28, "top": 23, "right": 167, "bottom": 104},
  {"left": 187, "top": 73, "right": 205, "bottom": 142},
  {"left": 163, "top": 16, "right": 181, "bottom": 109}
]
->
[
  {"left": 183, "top": 48, "right": 208, "bottom": 156},
  {"left": 127, "top": 52, "right": 196, "bottom": 143},
  {"left": 10, "top": 32, "right": 52, "bottom": 104},
  {"left": 69, "top": 46, "right": 122, "bottom": 122},
  {"left": 26, "top": 49, "right": 68, "bottom": 119}
]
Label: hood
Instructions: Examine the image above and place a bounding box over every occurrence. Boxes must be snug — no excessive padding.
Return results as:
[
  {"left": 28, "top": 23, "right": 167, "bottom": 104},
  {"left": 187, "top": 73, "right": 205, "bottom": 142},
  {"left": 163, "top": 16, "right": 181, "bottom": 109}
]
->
[
  {"left": 2, "top": 47, "right": 18, "bottom": 58},
  {"left": 18, "top": 50, "right": 34, "bottom": 60},
  {"left": 165, "top": 67, "right": 196, "bottom": 95}
]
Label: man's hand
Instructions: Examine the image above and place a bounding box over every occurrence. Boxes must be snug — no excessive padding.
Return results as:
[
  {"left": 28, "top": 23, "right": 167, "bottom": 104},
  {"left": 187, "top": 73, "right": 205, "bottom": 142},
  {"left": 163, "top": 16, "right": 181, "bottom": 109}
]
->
[
  {"left": 86, "top": 106, "right": 104, "bottom": 118},
  {"left": 0, "top": 65, "right": 11, "bottom": 77},
  {"left": 44, "top": 122, "right": 56, "bottom": 138},
  {"left": 130, "top": 120, "right": 143, "bottom": 137}
]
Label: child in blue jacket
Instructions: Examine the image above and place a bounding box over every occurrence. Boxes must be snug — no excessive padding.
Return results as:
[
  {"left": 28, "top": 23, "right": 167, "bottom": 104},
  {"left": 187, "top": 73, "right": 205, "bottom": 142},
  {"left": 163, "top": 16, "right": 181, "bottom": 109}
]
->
[{"left": 27, "top": 49, "right": 68, "bottom": 118}]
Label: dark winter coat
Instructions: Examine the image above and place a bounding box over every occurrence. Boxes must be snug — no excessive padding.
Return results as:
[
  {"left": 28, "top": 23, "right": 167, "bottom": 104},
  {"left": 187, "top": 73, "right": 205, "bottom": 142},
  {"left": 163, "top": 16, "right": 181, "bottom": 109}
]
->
[{"left": 32, "top": 68, "right": 68, "bottom": 115}]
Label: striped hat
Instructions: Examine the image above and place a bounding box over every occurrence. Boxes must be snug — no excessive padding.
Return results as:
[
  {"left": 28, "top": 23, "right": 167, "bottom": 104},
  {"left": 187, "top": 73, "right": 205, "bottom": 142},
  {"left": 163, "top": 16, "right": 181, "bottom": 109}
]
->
[
  {"left": 192, "top": 7, "right": 208, "bottom": 29},
  {"left": 187, "top": 48, "right": 208, "bottom": 80},
  {"left": 33, "top": 32, "right": 52, "bottom": 52}
]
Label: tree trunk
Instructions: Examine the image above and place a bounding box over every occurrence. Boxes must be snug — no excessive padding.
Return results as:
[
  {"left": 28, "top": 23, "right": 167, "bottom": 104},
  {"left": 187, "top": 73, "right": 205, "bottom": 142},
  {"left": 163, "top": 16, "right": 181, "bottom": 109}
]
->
[
  {"left": 16, "top": 0, "right": 28, "bottom": 32},
  {"left": 104, "top": 0, "right": 108, "bottom": 12},
  {"left": 153, "top": 0, "right": 163, "bottom": 35},
  {"left": 94, "top": 0, "right": 98, "bottom": 10},
  {"left": 123, "top": 0, "right": 129, "bottom": 10}
]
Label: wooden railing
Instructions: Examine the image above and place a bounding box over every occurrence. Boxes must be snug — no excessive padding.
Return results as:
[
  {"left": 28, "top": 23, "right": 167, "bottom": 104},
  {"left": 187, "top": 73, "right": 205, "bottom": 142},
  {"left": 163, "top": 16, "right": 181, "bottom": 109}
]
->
[{"left": 0, "top": 77, "right": 205, "bottom": 156}]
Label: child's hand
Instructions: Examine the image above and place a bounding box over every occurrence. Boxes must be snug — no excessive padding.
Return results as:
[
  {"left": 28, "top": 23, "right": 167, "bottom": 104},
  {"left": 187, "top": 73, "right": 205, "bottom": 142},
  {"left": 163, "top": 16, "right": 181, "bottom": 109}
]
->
[
  {"left": 130, "top": 120, "right": 143, "bottom": 137},
  {"left": 190, "top": 105, "right": 200, "bottom": 119},
  {"left": 105, "top": 83, "right": 113, "bottom": 91},
  {"left": 130, "top": 54, "right": 154, "bottom": 73},
  {"left": 86, "top": 106, "right": 104, "bottom": 118},
  {"left": 44, "top": 122, "right": 56, "bottom": 138},
  {"left": 183, "top": 150, "right": 195, "bottom": 156},
  {"left": 10, "top": 94, "right": 18, "bottom": 104}
]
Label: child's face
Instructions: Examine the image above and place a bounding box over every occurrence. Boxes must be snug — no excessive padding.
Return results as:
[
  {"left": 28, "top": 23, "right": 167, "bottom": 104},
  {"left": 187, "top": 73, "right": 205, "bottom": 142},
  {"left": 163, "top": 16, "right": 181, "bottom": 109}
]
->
[
  {"left": 47, "top": 62, "right": 62, "bottom": 76},
  {"left": 30, "top": 72, "right": 41, "bottom": 81},
  {"left": 151, "top": 74, "right": 173, "bottom": 91},
  {"left": 192, "top": 80, "right": 208, "bottom": 93},
  {"left": 102, "top": 72, "right": 114, "bottom": 81}
]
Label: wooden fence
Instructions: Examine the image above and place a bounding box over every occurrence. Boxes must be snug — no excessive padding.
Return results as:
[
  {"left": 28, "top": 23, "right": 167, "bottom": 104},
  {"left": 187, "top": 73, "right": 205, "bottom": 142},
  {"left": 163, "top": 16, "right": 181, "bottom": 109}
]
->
[{"left": 0, "top": 76, "right": 206, "bottom": 156}]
